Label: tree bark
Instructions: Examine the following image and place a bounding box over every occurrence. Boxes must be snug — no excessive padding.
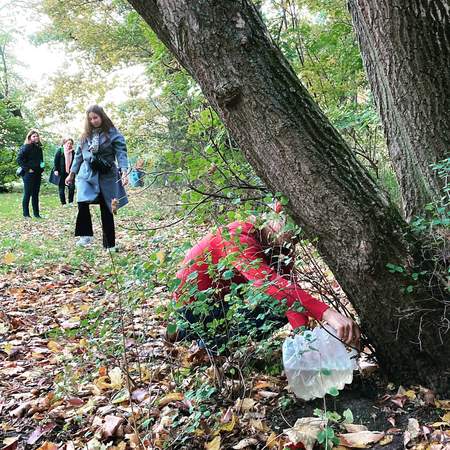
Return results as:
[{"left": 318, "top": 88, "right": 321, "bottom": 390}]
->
[
  {"left": 348, "top": 0, "right": 450, "bottom": 221},
  {"left": 127, "top": 0, "right": 449, "bottom": 389}
]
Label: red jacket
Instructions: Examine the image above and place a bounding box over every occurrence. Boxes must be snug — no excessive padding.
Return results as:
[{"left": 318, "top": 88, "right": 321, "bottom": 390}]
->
[{"left": 175, "top": 221, "right": 328, "bottom": 329}]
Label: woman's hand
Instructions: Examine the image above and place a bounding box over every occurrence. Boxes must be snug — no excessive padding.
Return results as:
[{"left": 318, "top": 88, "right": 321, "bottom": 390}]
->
[
  {"left": 121, "top": 172, "right": 129, "bottom": 187},
  {"left": 65, "top": 172, "right": 75, "bottom": 185},
  {"left": 322, "top": 308, "right": 360, "bottom": 348},
  {"left": 54, "top": 171, "right": 59, "bottom": 176}
]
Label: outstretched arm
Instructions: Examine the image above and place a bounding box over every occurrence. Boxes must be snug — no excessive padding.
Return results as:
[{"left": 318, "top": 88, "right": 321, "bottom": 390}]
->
[{"left": 222, "top": 224, "right": 360, "bottom": 346}]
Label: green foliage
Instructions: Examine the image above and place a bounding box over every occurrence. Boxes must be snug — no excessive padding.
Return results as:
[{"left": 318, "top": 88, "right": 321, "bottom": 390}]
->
[
  {"left": 385, "top": 159, "right": 449, "bottom": 299},
  {"left": 263, "top": 0, "right": 397, "bottom": 200},
  {"left": 0, "top": 100, "right": 28, "bottom": 189}
]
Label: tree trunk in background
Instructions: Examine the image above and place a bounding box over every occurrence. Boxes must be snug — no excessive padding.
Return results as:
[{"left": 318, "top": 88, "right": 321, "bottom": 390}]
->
[
  {"left": 348, "top": 0, "right": 450, "bottom": 221},
  {"left": 127, "top": 0, "right": 449, "bottom": 389}
]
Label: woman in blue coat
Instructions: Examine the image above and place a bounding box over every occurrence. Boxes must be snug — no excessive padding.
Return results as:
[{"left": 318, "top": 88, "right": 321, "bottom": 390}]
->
[{"left": 65, "top": 105, "right": 129, "bottom": 251}]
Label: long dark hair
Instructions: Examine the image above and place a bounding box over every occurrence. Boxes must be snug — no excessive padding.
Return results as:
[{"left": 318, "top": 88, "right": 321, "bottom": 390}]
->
[{"left": 80, "top": 105, "right": 115, "bottom": 142}]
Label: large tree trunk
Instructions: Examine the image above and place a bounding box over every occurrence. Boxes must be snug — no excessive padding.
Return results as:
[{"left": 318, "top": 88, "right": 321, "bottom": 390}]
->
[
  {"left": 127, "top": 0, "right": 449, "bottom": 388},
  {"left": 348, "top": 0, "right": 450, "bottom": 221}
]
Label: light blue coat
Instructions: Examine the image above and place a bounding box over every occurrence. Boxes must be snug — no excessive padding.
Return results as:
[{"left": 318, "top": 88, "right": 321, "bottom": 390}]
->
[{"left": 71, "top": 128, "right": 129, "bottom": 213}]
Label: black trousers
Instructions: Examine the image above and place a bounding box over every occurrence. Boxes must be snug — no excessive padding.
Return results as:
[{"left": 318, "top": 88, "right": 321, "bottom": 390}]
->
[
  {"left": 22, "top": 172, "right": 41, "bottom": 217},
  {"left": 180, "top": 300, "right": 288, "bottom": 351},
  {"left": 58, "top": 177, "right": 75, "bottom": 204},
  {"left": 75, "top": 195, "right": 115, "bottom": 248}
]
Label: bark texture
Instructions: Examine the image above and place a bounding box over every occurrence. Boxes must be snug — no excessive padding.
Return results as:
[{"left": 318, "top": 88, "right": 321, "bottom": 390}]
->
[
  {"left": 127, "top": 0, "right": 449, "bottom": 388},
  {"left": 348, "top": 0, "right": 450, "bottom": 220}
]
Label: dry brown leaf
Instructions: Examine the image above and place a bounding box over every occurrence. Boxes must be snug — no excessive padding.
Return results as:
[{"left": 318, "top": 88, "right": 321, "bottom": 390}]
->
[
  {"left": 249, "top": 418, "right": 269, "bottom": 432},
  {"left": 125, "top": 433, "right": 141, "bottom": 449},
  {"left": 47, "top": 341, "right": 62, "bottom": 353},
  {"left": 379, "top": 435, "right": 394, "bottom": 446},
  {"left": 435, "top": 399, "right": 450, "bottom": 410},
  {"left": 10, "top": 401, "right": 30, "bottom": 418},
  {"left": 338, "top": 431, "right": 385, "bottom": 448},
  {"left": 3, "top": 252, "right": 15, "bottom": 265},
  {"left": 343, "top": 424, "right": 368, "bottom": 433},
  {"left": 441, "top": 412, "right": 450, "bottom": 424},
  {"left": 232, "top": 437, "right": 259, "bottom": 449},
  {"left": 390, "top": 394, "right": 407, "bottom": 407},
  {"left": 109, "top": 367, "right": 123, "bottom": 389},
  {"left": 220, "top": 413, "right": 237, "bottom": 432},
  {"left": 284, "top": 417, "right": 325, "bottom": 450},
  {"left": 407, "top": 418, "right": 420, "bottom": 440},
  {"left": 27, "top": 423, "right": 56, "bottom": 445},
  {"left": 158, "top": 392, "right": 184, "bottom": 407},
  {"left": 257, "top": 390, "right": 278, "bottom": 399},
  {"left": 36, "top": 443, "right": 58, "bottom": 450},
  {"left": 266, "top": 432, "right": 285, "bottom": 449},
  {"left": 235, "top": 398, "right": 256, "bottom": 412},
  {"left": 101, "top": 415, "right": 125, "bottom": 439},
  {"left": 254, "top": 380, "right": 273, "bottom": 390},
  {"left": 431, "top": 422, "right": 449, "bottom": 428},
  {"left": 2, "top": 437, "right": 19, "bottom": 450},
  {"left": 404, "top": 390, "right": 416, "bottom": 400},
  {"left": 205, "top": 435, "right": 221, "bottom": 450}
]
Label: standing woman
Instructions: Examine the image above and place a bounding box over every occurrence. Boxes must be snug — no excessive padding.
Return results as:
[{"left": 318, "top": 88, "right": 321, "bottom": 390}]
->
[
  {"left": 65, "top": 105, "right": 129, "bottom": 250},
  {"left": 53, "top": 138, "right": 75, "bottom": 206},
  {"left": 17, "top": 130, "right": 44, "bottom": 219}
]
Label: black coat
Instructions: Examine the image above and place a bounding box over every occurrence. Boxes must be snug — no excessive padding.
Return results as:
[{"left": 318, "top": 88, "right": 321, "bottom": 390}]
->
[
  {"left": 53, "top": 148, "right": 74, "bottom": 177},
  {"left": 17, "top": 143, "right": 44, "bottom": 174}
]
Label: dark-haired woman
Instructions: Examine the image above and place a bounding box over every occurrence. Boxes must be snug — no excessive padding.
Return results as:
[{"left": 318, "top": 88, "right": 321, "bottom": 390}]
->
[
  {"left": 66, "top": 105, "right": 129, "bottom": 251},
  {"left": 17, "top": 130, "right": 44, "bottom": 218},
  {"left": 53, "top": 138, "right": 75, "bottom": 206}
]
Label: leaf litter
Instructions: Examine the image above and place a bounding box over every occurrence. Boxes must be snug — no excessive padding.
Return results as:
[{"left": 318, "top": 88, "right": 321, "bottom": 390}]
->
[{"left": 0, "top": 192, "right": 449, "bottom": 449}]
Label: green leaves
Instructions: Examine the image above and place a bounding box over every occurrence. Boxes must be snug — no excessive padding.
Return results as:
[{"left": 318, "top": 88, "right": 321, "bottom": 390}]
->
[{"left": 327, "top": 386, "right": 339, "bottom": 397}]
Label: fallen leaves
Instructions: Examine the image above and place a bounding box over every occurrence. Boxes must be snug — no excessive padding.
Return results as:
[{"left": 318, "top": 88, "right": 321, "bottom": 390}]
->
[
  {"left": 94, "top": 367, "right": 123, "bottom": 391},
  {"left": 205, "top": 435, "right": 221, "bottom": 450},
  {"left": 27, "top": 422, "right": 57, "bottom": 445},
  {"left": 101, "top": 415, "right": 125, "bottom": 439},
  {"left": 1, "top": 195, "right": 450, "bottom": 450},
  {"left": 338, "top": 430, "right": 385, "bottom": 448},
  {"left": 284, "top": 417, "right": 325, "bottom": 450},
  {"left": 158, "top": 392, "right": 184, "bottom": 407}
]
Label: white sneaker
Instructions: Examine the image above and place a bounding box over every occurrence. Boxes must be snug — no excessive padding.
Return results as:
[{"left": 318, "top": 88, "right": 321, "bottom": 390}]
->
[
  {"left": 104, "top": 246, "right": 118, "bottom": 253},
  {"left": 76, "top": 236, "right": 94, "bottom": 247}
]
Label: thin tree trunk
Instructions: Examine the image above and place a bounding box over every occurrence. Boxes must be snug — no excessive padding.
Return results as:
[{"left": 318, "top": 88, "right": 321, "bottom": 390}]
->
[
  {"left": 127, "top": 0, "right": 449, "bottom": 389},
  {"left": 348, "top": 0, "right": 450, "bottom": 221}
]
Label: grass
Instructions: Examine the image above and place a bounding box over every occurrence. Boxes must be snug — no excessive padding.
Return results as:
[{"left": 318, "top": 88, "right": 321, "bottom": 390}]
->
[{"left": 0, "top": 185, "right": 184, "bottom": 275}]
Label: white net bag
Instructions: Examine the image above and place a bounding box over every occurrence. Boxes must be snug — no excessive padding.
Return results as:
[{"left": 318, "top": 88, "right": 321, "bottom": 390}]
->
[{"left": 282, "top": 326, "right": 357, "bottom": 401}]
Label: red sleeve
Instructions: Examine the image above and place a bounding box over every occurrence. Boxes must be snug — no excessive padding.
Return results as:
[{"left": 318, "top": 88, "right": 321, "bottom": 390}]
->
[{"left": 220, "top": 223, "right": 329, "bottom": 329}]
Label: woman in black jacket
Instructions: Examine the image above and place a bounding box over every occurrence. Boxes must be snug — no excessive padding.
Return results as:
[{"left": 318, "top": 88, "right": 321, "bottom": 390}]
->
[
  {"left": 53, "top": 138, "right": 75, "bottom": 206},
  {"left": 17, "top": 130, "right": 44, "bottom": 218}
]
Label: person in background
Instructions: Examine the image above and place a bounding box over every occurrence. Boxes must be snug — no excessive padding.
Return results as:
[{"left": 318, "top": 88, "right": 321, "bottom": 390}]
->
[
  {"left": 65, "top": 105, "right": 129, "bottom": 251},
  {"left": 53, "top": 138, "right": 75, "bottom": 206},
  {"left": 17, "top": 130, "right": 44, "bottom": 219}
]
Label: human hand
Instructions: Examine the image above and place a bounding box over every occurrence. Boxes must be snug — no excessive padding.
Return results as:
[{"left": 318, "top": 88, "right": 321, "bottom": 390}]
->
[
  {"left": 322, "top": 308, "right": 360, "bottom": 348},
  {"left": 65, "top": 173, "right": 75, "bottom": 185},
  {"left": 121, "top": 173, "right": 129, "bottom": 187},
  {"left": 29, "top": 169, "right": 34, "bottom": 173},
  {"left": 54, "top": 171, "right": 59, "bottom": 176}
]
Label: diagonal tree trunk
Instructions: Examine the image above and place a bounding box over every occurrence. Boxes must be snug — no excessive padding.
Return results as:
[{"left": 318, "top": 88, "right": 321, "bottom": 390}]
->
[
  {"left": 127, "top": 0, "right": 449, "bottom": 389},
  {"left": 348, "top": 0, "right": 450, "bottom": 221}
]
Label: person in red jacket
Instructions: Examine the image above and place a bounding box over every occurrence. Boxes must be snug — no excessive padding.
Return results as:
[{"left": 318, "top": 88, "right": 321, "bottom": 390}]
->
[{"left": 173, "top": 217, "right": 360, "bottom": 348}]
